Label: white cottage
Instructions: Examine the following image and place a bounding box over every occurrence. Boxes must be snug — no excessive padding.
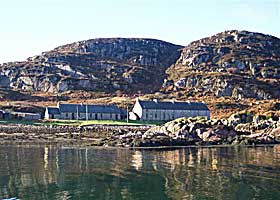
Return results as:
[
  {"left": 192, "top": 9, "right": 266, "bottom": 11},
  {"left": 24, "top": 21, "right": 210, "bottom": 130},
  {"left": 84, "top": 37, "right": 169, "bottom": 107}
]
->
[{"left": 129, "top": 99, "right": 210, "bottom": 121}]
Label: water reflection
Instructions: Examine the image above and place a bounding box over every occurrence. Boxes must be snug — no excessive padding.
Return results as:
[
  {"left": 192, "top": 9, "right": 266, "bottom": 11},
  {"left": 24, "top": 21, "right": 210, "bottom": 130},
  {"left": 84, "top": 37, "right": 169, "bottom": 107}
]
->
[
  {"left": 0, "top": 145, "right": 279, "bottom": 200},
  {"left": 131, "top": 151, "right": 143, "bottom": 171}
]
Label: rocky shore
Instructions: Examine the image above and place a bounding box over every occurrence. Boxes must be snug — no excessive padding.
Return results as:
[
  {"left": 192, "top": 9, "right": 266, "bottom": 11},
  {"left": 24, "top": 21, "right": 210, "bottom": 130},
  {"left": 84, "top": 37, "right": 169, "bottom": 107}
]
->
[
  {"left": 0, "top": 111, "right": 280, "bottom": 147},
  {"left": 119, "top": 115, "right": 280, "bottom": 147},
  {"left": 0, "top": 124, "right": 150, "bottom": 146}
]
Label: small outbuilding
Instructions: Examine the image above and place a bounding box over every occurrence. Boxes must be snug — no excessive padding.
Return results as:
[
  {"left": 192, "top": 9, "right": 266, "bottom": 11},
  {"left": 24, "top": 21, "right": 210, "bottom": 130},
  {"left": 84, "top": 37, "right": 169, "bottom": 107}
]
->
[
  {"left": 129, "top": 99, "right": 210, "bottom": 121},
  {"left": 13, "top": 112, "right": 41, "bottom": 120}
]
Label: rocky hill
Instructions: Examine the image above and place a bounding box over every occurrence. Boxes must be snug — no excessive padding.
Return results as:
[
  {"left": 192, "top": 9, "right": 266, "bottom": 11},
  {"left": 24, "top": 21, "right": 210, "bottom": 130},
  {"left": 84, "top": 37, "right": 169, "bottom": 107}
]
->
[
  {"left": 163, "top": 30, "right": 280, "bottom": 99},
  {"left": 0, "top": 38, "right": 182, "bottom": 93},
  {"left": 1, "top": 30, "right": 280, "bottom": 102}
]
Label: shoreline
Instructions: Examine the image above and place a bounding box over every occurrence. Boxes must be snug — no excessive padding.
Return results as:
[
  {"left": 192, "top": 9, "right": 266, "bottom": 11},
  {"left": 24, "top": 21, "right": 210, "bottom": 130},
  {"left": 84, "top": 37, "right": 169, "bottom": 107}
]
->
[
  {"left": 0, "top": 139, "right": 279, "bottom": 149},
  {"left": 0, "top": 112, "right": 280, "bottom": 148},
  {"left": 0, "top": 124, "right": 279, "bottom": 148}
]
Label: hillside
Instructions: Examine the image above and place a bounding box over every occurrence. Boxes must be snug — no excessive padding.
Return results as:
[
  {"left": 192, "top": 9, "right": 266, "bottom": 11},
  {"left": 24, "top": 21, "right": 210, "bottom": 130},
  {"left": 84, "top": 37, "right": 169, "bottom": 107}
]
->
[
  {"left": 0, "top": 38, "right": 182, "bottom": 93},
  {"left": 163, "top": 30, "right": 280, "bottom": 100}
]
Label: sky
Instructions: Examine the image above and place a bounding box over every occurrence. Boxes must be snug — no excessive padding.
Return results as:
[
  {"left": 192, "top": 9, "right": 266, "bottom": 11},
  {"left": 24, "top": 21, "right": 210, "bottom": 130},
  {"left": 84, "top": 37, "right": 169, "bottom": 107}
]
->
[{"left": 0, "top": 0, "right": 279, "bottom": 63}]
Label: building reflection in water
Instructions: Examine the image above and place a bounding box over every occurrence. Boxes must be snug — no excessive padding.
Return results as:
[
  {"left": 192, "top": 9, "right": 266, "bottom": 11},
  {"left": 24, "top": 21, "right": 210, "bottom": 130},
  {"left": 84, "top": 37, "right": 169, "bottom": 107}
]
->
[
  {"left": 0, "top": 145, "right": 279, "bottom": 200},
  {"left": 44, "top": 146, "right": 48, "bottom": 169},
  {"left": 131, "top": 150, "right": 143, "bottom": 171}
]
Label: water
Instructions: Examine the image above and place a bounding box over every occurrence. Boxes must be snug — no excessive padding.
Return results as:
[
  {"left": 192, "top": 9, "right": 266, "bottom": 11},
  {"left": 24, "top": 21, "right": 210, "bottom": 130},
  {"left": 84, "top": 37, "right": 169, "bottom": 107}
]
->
[{"left": 0, "top": 145, "right": 279, "bottom": 200}]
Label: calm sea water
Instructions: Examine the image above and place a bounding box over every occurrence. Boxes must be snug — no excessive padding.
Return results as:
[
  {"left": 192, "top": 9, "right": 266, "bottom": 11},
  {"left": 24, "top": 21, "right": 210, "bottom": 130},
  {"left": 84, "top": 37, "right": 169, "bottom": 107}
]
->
[{"left": 0, "top": 145, "right": 279, "bottom": 200}]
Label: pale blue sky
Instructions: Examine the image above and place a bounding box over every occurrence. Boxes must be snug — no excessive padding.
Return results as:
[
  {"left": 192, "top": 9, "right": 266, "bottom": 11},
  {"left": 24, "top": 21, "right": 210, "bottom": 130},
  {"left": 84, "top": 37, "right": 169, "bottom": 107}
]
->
[{"left": 0, "top": 0, "right": 279, "bottom": 63}]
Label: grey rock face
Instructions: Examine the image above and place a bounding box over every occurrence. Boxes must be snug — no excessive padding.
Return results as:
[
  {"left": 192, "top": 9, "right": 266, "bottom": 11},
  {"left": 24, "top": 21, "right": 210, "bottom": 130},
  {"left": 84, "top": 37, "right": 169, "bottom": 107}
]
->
[
  {"left": 0, "top": 73, "right": 10, "bottom": 87},
  {"left": 174, "top": 78, "right": 187, "bottom": 88},
  {"left": 167, "top": 73, "right": 280, "bottom": 100}
]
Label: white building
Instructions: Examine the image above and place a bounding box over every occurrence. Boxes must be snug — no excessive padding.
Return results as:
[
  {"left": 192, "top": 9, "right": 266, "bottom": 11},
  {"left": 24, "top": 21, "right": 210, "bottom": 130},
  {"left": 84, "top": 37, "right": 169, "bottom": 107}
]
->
[{"left": 129, "top": 99, "right": 210, "bottom": 121}]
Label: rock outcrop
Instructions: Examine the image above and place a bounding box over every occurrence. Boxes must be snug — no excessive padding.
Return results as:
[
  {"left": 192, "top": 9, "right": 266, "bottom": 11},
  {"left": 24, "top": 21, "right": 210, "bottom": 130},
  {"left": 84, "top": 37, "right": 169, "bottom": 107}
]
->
[{"left": 113, "top": 111, "right": 280, "bottom": 147}]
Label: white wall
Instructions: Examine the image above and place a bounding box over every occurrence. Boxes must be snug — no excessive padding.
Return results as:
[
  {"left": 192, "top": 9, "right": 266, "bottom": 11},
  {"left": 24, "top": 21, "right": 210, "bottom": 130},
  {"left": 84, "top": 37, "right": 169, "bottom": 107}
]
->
[
  {"left": 132, "top": 100, "right": 143, "bottom": 118},
  {"left": 141, "top": 109, "right": 210, "bottom": 121},
  {"left": 60, "top": 112, "right": 120, "bottom": 120}
]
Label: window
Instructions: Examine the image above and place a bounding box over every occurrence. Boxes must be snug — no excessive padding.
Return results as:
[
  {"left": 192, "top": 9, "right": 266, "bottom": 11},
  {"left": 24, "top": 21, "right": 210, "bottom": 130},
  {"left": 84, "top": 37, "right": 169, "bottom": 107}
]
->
[{"left": 155, "top": 113, "right": 157, "bottom": 119}]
